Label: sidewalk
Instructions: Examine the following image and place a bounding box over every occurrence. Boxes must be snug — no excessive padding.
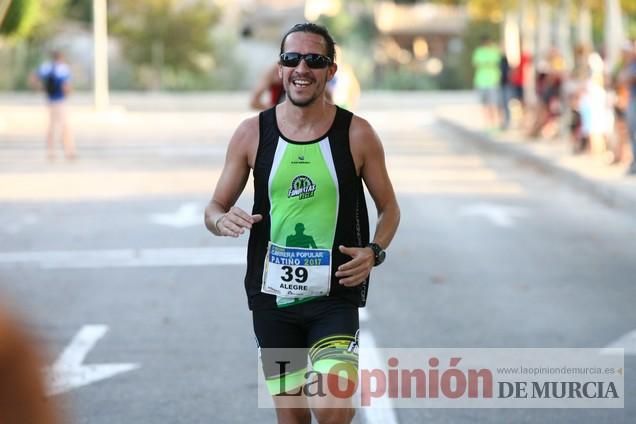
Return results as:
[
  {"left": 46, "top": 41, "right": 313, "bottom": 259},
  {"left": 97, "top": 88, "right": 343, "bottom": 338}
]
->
[{"left": 436, "top": 104, "right": 636, "bottom": 215}]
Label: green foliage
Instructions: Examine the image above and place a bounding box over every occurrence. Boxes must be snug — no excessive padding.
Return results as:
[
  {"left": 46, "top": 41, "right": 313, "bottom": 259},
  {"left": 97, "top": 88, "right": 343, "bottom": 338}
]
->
[
  {"left": 375, "top": 66, "right": 438, "bottom": 90},
  {"left": 109, "top": 0, "right": 220, "bottom": 84},
  {"left": 0, "top": 0, "right": 38, "bottom": 37},
  {"left": 66, "top": 0, "right": 92, "bottom": 23},
  {"left": 628, "top": 19, "right": 636, "bottom": 40},
  {"left": 315, "top": 3, "right": 376, "bottom": 89},
  {"left": 435, "top": 56, "right": 468, "bottom": 89},
  {"left": 317, "top": 9, "right": 376, "bottom": 49}
]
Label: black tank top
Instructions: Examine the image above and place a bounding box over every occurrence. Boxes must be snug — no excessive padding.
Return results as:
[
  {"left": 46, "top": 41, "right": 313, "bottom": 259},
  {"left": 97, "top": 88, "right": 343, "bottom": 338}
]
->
[{"left": 245, "top": 106, "right": 370, "bottom": 310}]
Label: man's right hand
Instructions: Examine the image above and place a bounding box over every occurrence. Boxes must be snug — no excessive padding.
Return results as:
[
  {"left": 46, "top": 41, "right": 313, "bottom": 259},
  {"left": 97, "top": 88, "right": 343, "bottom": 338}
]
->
[{"left": 215, "top": 206, "right": 262, "bottom": 237}]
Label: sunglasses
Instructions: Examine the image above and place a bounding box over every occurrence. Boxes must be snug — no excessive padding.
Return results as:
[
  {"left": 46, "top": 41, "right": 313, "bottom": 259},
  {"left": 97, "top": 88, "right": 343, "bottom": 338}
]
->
[{"left": 279, "top": 52, "right": 333, "bottom": 69}]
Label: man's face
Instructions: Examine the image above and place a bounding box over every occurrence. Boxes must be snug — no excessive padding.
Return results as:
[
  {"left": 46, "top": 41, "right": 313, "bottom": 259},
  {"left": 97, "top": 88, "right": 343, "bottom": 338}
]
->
[{"left": 279, "top": 32, "right": 336, "bottom": 108}]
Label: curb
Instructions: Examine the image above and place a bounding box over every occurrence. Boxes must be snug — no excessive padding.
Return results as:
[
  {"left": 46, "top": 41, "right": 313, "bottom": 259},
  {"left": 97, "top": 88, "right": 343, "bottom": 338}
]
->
[{"left": 437, "top": 116, "right": 636, "bottom": 215}]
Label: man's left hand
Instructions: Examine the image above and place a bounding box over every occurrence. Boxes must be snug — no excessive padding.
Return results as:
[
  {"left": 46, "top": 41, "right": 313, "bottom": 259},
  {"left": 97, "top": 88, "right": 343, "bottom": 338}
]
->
[{"left": 335, "top": 245, "right": 374, "bottom": 287}]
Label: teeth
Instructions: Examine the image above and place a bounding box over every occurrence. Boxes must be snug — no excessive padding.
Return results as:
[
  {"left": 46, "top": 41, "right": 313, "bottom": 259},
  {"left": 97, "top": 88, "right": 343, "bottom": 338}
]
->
[{"left": 293, "top": 79, "right": 311, "bottom": 86}]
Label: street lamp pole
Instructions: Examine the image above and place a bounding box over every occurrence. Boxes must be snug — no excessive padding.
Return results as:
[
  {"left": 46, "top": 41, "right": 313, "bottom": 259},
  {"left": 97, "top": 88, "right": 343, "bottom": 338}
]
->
[
  {"left": 604, "top": 0, "right": 625, "bottom": 72},
  {"left": 93, "top": 0, "right": 109, "bottom": 111}
]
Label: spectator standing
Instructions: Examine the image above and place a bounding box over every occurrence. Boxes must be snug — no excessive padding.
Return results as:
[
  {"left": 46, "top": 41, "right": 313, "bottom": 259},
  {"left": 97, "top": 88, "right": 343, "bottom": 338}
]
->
[
  {"left": 30, "top": 51, "right": 76, "bottom": 160},
  {"left": 510, "top": 48, "right": 531, "bottom": 125},
  {"left": 472, "top": 36, "right": 501, "bottom": 130},
  {"left": 528, "top": 48, "right": 564, "bottom": 139},
  {"left": 624, "top": 41, "right": 636, "bottom": 175},
  {"left": 579, "top": 52, "right": 609, "bottom": 155},
  {"left": 610, "top": 43, "right": 635, "bottom": 165},
  {"left": 499, "top": 50, "right": 512, "bottom": 130}
]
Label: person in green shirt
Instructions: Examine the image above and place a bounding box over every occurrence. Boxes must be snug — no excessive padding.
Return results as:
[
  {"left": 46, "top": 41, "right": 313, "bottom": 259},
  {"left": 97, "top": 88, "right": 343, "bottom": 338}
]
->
[{"left": 472, "top": 36, "right": 501, "bottom": 129}]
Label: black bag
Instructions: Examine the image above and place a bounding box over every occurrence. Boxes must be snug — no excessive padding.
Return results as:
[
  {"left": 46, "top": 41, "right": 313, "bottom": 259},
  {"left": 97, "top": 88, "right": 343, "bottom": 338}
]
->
[{"left": 45, "top": 70, "right": 60, "bottom": 97}]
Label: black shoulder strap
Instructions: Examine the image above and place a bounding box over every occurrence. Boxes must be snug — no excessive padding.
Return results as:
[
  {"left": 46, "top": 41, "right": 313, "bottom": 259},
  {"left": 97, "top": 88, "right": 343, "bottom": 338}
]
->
[
  {"left": 258, "top": 107, "right": 278, "bottom": 149},
  {"left": 327, "top": 106, "right": 355, "bottom": 176},
  {"left": 331, "top": 106, "right": 353, "bottom": 137}
]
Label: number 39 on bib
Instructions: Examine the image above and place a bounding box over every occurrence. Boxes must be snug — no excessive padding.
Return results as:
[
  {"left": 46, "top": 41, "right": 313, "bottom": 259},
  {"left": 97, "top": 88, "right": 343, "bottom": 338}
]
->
[{"left": 262, "top": 242, "right": 331, "bottom": 298}]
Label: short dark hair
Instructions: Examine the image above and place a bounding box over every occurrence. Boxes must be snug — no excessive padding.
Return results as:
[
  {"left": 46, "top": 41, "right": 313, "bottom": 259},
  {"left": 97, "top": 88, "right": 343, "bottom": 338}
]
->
[{"left": 279, "top": 23, "right": 336, "bottom": 62}]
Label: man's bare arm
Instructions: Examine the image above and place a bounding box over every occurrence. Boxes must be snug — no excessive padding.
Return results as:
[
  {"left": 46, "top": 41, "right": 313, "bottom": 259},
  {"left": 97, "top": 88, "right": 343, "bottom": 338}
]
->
[
  {"left": 335, "top": 116, "right": 400, "bottom": 286},
  {"left": 204, "top": 117, "right": 262, "bottom": 237},
  {"left": 353, "top": 117, "right": 400, "bottom": 248}
]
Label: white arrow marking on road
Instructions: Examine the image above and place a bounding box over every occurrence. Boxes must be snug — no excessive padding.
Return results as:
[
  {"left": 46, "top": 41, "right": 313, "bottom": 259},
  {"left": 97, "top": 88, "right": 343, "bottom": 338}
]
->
[
  {"left": 45, "top": 325, "right": 140, "bottom": 396},
  {"left": 459, "top": 202, "right": 528, "bottom": 228},
  {"left": 150, "top": 202, "right": 202, "bottom": 228},
  {"left": 601, "top": 330, "right": 636, "bottom": 356}
]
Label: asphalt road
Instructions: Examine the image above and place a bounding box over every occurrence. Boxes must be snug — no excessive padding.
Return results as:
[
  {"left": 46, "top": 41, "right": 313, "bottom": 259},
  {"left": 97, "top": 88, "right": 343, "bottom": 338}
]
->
[{"left": 0, "top": 96, "right": 634, "bottom": 423}]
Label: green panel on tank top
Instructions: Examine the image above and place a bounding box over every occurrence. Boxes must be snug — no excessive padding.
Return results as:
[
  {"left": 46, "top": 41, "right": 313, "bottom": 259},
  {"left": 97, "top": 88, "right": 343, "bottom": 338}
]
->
[{"left": 269, "top": 141, "right": 338, "bottom": 250}]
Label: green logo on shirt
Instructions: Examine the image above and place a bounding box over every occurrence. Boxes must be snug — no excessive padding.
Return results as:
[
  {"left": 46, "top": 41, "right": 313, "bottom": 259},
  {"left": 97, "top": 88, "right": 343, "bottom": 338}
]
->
[{"left": 288, "top": 175, "right": 316, "bottom": 200}]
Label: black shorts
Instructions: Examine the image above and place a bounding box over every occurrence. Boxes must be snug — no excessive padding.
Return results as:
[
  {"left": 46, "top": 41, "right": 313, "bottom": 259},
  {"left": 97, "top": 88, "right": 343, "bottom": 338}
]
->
[{"left": 253, "top": 297, "right": 359, "bottom": 394}]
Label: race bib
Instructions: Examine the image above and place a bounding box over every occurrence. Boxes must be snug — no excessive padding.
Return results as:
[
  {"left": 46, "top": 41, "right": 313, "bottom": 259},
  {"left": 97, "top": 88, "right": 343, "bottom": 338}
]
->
[{"left": 262, "top": 242, "right": 331, "bottom": 298}]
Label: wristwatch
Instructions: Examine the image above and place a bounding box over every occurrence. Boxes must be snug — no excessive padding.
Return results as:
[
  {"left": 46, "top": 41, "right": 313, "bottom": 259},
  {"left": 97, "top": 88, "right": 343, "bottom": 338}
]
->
[{"left": 367, "top": 243, "right": 386, "bottom": 267}]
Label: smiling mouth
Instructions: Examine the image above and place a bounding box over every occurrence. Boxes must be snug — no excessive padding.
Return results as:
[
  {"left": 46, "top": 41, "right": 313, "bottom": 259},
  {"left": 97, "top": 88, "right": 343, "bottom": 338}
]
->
[{"left": 292, "top": 78, "right": 313, "bottom": 88}]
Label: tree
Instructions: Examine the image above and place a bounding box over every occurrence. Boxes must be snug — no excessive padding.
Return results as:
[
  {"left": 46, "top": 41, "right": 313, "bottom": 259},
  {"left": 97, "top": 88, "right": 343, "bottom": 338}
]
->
[
  {"left": 66, "top": 0, "right": 92, "bottom": 23},
  {"left": 109, "top": 0, "right": 220, "bottom": 76},
  {"left": 0, "top": 0, "right": 38, "bottom": 38},
  {"left": 435, "top": 0, "right": 636, "bottom": 33},
  {"left": 0, "top": 0, "right": 12, "bottom": 28}
]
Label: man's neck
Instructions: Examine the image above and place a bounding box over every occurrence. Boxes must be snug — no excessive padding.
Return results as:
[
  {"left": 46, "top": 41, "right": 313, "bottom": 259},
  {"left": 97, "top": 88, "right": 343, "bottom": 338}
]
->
[
  {"left": 280, "top": 97, "right": 334, "bottom": 127},
  {"left": 278, "top": 98, "right": 337, "bottom": 143}
]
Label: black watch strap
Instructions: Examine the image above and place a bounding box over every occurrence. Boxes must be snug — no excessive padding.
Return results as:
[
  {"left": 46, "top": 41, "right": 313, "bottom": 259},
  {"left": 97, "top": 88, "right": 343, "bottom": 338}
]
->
[{"left": 367, "top": 243, "right": 386, "bottom": 266}]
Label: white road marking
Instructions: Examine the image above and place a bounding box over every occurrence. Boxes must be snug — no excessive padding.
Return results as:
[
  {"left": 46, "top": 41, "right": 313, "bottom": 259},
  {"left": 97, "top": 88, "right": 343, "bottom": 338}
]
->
[
  {"left": 0, "top": 247, "right": 246, "bottom": 269},
  {"left": 459, "top": 202, "right": 528, "bottom": 228},
  {"left": 3, "top": 212, "right": 39, "bottom": 234},
  {"left": 601, "top": 330, "right": 636, "bottom": 355},
  {"left": 45, "top": 325, "right": 140, "bottom": 396},
  {"left": 358, "top": 309, "right": 399, "bottom": 424},
  {"left": 150, "top": 202, "right": 203, "bottom": 228}
]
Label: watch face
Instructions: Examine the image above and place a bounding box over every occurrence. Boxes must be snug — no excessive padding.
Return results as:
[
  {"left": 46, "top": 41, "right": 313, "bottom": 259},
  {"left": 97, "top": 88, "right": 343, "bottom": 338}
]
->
[
  {"left": 369, "top": 243, "right": 385, "bottom": 266},
  {"left": 377, "top": 250, "right": 386, "bottom": 265}
]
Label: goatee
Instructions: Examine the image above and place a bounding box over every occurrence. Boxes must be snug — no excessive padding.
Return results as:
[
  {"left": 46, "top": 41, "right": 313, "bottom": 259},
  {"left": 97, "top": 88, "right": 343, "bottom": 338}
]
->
[{"left": 289, "top": 95, "right": 318, "bottom": 107}]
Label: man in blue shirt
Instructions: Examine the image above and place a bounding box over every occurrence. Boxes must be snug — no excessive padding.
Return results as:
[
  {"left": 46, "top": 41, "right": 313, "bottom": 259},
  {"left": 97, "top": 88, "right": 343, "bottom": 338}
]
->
[{"left": 31, "top": 51, "right": 76, "bottom": 160}]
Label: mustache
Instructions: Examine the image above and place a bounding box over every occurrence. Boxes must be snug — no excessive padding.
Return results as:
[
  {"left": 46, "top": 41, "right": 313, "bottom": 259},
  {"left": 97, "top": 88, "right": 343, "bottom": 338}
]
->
[{"left": 288, "top": 73, "right": 316, "bottom": 82}]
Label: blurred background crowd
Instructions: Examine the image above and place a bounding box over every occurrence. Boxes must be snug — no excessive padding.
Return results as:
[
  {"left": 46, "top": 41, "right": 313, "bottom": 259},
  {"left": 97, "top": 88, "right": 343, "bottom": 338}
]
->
[
  {"left": 0, "top": 1, "right": 633, "bottom": 92},
  {"left": 2, "top": 1, "right": 635, "bottom": 173},
  {"left": 472, "top": 33, "right": 636, "bottom": 173}
]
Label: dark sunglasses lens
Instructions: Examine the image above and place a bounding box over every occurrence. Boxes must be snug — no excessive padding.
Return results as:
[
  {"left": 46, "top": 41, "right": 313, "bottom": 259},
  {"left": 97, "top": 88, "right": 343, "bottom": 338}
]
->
[
  {"left": 304, "top": 54, "right": 330, "bottom": 69},
  {"left": 280, "top": 53, "right": 301, "bottom": 67},
  {"left": 280, "top": 53, "right": 330, "bottom": 68}
]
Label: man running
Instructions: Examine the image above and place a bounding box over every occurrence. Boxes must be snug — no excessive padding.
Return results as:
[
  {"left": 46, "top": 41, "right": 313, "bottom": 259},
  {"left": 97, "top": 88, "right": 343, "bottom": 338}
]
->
[{"left": 205, "top": 23, "right": 400, "bottom": 424}]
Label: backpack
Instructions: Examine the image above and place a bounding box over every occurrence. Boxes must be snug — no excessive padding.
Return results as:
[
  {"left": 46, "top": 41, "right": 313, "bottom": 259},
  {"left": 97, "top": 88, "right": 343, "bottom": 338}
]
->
[{"left": 45, "top": 70, "right": 60, "bottom": 97}]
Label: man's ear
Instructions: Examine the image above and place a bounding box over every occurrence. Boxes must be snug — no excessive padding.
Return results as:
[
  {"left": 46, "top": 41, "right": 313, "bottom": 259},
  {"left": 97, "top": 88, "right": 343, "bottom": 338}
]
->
[
  {"left": 327, "top": 63, "right": 338, "bottom": 81},
  {"left": 278, "top": 64, "right": 283, "bottom": 80}
]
